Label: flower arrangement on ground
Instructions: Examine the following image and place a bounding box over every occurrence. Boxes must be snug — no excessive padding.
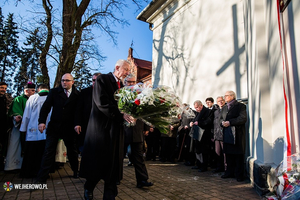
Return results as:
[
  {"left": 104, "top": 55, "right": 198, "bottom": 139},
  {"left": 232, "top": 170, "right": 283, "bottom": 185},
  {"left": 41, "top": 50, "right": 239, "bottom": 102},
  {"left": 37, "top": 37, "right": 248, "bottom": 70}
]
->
[
  {"left": 114, "top": 83, "right": 182, "bottom": 134},
  {"left": 266, "top": 153, "right": 300, "bottom": 200}
]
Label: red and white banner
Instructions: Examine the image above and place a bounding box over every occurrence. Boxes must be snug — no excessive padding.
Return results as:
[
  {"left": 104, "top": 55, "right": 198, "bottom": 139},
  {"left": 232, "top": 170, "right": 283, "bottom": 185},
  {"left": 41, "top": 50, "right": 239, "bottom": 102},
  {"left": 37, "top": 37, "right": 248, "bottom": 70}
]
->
[{"left": 276, "top": 0, "right": 299, "bottom": 170}]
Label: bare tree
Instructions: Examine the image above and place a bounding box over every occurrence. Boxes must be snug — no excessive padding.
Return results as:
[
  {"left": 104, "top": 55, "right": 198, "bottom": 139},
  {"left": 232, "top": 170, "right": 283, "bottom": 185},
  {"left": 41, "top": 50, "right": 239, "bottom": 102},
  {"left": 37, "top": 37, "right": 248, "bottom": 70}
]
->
[
  {"left": 52, "top": 0, "right": 147, "bottom": 87},
  {"left": 10, "top": 0, "right": 148, "bottom": 87},
  {"left": 38, "top": 0, "right": 52, "bottom": 86}
]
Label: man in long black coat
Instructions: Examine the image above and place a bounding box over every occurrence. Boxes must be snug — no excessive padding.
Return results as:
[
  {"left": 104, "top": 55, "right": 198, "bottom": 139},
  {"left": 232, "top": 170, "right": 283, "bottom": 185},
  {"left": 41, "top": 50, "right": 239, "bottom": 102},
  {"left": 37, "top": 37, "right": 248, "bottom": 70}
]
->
[
  {"left": 74, "top": 72, "right": 101, "bottom": 152},
  {"left": 221, "top": 90, "right": 247, "bottom": 182},
  {"left": 80, "top": 59, "right": 131, "bottom": 200},
  {"left": 190, "top": 100, "right": 212, "bottom": 172},
  {"left": 37, "top": 73, "right": 80, "bottom": 182}
]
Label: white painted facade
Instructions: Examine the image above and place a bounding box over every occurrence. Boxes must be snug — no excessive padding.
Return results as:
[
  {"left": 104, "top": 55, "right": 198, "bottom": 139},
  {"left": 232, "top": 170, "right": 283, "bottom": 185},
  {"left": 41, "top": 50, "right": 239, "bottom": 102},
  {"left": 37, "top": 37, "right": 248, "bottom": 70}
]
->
[
  {"left": 138, "top": 0, "right": 300, "bottom": 193},
  {"left": 150, "top": 0, "right": 247, "bottom": 102}
]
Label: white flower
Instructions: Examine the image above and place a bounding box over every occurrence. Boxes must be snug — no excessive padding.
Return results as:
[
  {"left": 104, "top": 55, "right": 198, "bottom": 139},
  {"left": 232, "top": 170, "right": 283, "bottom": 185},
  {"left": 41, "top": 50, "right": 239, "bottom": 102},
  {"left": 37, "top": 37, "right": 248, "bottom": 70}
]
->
[
  {"left": 289, "top": 176, "right": 296, "bottom": 183},
  {"left": 138, "top": 87, "right": 155, "bottom": 105}
]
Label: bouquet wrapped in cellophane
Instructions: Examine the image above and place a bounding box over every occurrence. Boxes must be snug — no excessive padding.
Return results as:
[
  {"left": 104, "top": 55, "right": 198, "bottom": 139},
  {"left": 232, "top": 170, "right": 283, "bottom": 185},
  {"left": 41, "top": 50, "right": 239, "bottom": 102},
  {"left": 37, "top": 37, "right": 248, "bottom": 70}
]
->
[
  {"left": 266, "top": 153, "right": 300, "bottom": 200},
  {"left": 114, "top": 83, "right": 182, "bottom": 134}
]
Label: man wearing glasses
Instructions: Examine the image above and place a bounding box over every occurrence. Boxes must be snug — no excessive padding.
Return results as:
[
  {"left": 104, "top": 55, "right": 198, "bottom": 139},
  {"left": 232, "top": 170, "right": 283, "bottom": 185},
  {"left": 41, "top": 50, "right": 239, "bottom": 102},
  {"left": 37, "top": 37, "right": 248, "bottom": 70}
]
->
[
  {"left": 36, "top": 73, "right": 80, "bottom": 184},
  {"left": 123, "top": 74, "right": 154, "bottom": 189}
]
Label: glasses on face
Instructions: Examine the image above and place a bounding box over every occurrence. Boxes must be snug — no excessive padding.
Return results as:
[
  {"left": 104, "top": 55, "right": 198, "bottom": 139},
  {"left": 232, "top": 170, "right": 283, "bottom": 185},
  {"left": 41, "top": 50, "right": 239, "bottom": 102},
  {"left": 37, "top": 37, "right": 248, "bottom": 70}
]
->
[
  {"left": 224, "top": 94, "right": 230, "bottom": 97},
  {"left": 127, "top": 81, "right": 136, "bottom": 84},
  {"left": 61, "top": 79, "right": 73, "bottom": 82}
]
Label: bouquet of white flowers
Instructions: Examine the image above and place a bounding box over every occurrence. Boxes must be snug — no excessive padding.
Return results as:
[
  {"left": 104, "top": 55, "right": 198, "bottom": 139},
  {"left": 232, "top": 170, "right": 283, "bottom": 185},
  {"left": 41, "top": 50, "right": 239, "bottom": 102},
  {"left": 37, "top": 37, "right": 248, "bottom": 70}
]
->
[
  {"left": 114, "top": 83, "right": 182, "bottom": 134},
  {"left": 266, "top": 153, "right": 300, "bottom": 200}
]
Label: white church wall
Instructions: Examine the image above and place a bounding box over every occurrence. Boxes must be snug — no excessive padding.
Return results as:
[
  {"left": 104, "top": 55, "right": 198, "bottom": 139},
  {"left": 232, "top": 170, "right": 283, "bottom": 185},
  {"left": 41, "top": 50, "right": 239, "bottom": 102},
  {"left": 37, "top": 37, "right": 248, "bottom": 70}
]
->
[
  {"left": 151, "top": 0, "right": 247, "bottom": 106},
  {"left": 142, "top": 0, "right": 299, "bottom": 195}
]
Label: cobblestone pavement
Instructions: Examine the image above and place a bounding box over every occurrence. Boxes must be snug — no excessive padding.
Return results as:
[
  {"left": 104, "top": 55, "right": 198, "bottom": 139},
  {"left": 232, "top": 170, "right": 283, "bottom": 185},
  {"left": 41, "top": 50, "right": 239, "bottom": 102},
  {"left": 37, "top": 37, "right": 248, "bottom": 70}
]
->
[{"left": 0, "top": 159, "right": 262, "bottom": 200}]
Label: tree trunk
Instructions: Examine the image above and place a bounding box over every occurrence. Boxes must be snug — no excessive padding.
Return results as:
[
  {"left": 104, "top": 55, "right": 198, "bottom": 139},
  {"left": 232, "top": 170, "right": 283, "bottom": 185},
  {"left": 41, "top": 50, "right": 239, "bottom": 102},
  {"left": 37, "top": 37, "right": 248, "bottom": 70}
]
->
[
  {"left": 39, "top": 0, "right": 52, "bottom": 87},
  {"left": 54, "top": 0, "right": 90, "bottom": 87}
]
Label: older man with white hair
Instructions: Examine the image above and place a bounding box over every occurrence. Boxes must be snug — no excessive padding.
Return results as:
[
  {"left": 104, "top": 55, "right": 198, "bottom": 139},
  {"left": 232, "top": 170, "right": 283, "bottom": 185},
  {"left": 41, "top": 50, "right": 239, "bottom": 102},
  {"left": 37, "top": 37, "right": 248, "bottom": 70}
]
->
[
  {"left": 80, "top": 59, "right": 132, "bottom": 200},
  {"left": 221, "top": 91, "right": 247, "bottom": 182},
  {"left": 189, "top": 100, "right": 212, "bottom": 172}
]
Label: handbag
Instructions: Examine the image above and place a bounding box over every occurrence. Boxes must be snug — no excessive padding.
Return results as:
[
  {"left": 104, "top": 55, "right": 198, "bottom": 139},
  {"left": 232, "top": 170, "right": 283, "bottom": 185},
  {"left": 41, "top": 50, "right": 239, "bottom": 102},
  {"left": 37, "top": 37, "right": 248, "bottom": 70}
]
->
[{"left": 223, "top": 126, "right": 235, "bottom": 144}]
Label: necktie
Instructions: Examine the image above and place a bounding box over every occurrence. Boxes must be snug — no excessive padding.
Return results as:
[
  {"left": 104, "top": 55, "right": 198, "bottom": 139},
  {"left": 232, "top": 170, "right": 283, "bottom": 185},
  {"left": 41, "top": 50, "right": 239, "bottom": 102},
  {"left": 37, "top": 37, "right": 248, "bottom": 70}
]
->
[
  {"left": 65, "top": 89, "right": 69, "bottom": 98},
  {"left": 117, "top": 80, "right": 120, "bottom": 89}
]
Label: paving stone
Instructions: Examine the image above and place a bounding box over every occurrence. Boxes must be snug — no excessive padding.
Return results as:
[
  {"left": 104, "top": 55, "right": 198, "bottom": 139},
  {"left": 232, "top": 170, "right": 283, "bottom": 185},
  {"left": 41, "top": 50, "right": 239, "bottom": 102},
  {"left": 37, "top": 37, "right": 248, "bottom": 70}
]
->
[{"left": 0, "top": 159, "right": 262, "bottom": 199}]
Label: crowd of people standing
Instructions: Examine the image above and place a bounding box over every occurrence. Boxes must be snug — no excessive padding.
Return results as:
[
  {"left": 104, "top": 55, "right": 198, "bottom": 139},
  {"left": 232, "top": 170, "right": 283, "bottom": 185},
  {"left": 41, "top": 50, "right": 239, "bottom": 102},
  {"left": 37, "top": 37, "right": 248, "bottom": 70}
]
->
[
  {"left": 144, "top": 93, "right": 247, "bottom": 183},
  {"left": 0, "top": 58, "right": 247, "bottom": 200}
]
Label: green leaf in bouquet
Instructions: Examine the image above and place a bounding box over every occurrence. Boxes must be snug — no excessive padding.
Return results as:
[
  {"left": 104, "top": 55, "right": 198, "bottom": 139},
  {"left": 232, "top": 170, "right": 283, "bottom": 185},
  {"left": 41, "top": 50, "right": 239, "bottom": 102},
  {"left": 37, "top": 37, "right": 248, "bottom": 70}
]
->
[{"left": 115, "top": 84, "right": 182, "bottom": 135}]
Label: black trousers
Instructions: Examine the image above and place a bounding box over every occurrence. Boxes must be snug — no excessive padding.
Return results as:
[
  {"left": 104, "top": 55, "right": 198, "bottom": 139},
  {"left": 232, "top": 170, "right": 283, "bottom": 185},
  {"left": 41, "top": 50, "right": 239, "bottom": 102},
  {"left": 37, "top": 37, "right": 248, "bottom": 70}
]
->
[
  {"left": 128, "top": 142, "right": 148, "bottom": 182},
  {"left": 145, "top": 136, "right": 159, "bottom": 160},
  {"left": 85, "top": 179, "right": 117, "bottom": 200},
  {"left": 160, "top": 137, "right": 176, "bottom": 162},
  {"left": 20, "top": 140, "right": 46, "bottom": 178},
  {"left": 37, "top": 133, "right": 78, "bottom": 182},
  {"left": 224, "top": 153, "right": 244, "bottom": 179}
]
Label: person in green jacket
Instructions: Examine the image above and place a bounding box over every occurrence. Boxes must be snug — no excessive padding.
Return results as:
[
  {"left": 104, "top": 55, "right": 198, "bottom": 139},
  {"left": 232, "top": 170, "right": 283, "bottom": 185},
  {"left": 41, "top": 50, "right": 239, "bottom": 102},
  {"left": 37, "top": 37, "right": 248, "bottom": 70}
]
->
[{"left": 5, "top": 82, "right": 36, "bottom": 171}]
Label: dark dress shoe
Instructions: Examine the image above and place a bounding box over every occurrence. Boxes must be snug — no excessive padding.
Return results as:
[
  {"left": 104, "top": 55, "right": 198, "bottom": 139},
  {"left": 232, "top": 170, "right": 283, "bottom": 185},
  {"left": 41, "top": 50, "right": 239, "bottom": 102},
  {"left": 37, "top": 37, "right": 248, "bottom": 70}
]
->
[
  {"left": 73, "top": 171, "right": 79, "bottom": 178},
  {"left": 137, "top": 181, "right": 154, "bottom": 188},
  {"left": 221, "top": 173, "right": 234, "bottom": 179},
  {"left": 84, "top": 189, "right": 93, "bottom": 200},
  {"left": 103, "top": 192, "right": 115, "bottom": 200}
]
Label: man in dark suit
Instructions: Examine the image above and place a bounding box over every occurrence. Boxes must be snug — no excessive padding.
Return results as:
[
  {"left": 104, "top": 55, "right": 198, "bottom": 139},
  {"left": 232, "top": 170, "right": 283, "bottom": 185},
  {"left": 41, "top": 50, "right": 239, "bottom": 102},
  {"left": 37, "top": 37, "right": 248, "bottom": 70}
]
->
[
  {"left": 190, "top": 100, "right": 212, "bottom": 172},
  {"left": 36, "top": 73, "right": 80, "bottom": 183},
  {"left": 221, "top": 90, "right": 247, "bottom": 182},
  {"left": 80, "top": 59, "right": 132, "bottom": 200},
  {"left": 123, "top": 74, "right": 153, "bottom": 188},
  {"left": 74, "top": 72, "right": 101, "bottom": 153}
]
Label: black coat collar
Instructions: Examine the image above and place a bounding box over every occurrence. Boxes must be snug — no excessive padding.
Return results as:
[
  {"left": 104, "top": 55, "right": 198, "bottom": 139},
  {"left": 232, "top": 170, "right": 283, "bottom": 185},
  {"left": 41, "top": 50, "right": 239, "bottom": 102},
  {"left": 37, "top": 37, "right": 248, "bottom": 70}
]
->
[
  {"left": 108, "top": 72, "right": 124, "bottom": 89},
  {"left": 58, "top": 84, "right": 79, "bottom": 101}
]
